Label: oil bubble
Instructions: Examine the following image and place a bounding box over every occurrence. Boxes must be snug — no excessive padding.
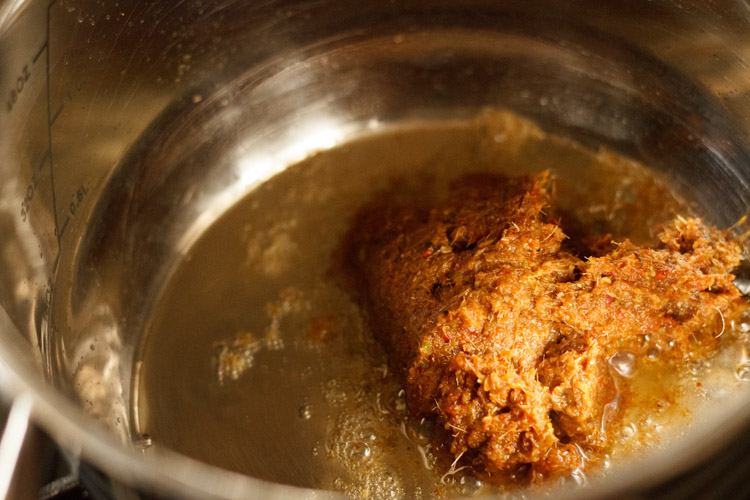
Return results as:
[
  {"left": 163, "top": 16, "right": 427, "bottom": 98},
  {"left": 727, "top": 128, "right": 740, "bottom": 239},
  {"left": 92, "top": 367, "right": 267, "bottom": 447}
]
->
[
  {"left": 342, "top": 441, "right": 371, "bottom": 461},
  {"left": 133, "top": 434, "right": 152, "bottom": 451},
  {"left": 609, "top": 351, "right": 636, "bottom": 377},
  {"left": 457, "top": 475, "right": 483, "bottom": 496},
  {"left": 406, "top": 417, "right": 433, "bottom": 443},
  {"left": 391, "top": 389, "right": 407, "bottom": 413},
  {"left": 323, "top": 378, "right": 348, "bottom": 405},
  {"left": 736, "top": 362, "right": 750, "bottom": 382},
  {"left": 621, "top": 423, "right": 637, "bottom": 439},
  {"left": 686, "top": 360, "right": 703, "bottom": 375},
  {"left": 298, "top": 404, "right": 312, "bottom": 420},
  {"left": 358, "top": 426, "right": 377, "bottom": 442}
]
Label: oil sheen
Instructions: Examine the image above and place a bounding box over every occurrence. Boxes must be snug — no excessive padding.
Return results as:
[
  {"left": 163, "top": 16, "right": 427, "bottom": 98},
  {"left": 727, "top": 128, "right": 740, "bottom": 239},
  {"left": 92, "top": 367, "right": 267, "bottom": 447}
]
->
[{"left": 132, "top": 110, "right": 750, "bottom": 498}]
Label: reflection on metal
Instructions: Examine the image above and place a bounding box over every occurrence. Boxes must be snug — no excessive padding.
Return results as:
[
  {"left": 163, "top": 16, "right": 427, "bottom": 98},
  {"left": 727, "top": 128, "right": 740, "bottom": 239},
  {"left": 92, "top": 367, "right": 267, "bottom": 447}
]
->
[
  {"left": 176, "top": 118, "right": 349, "bottom": 252},
  {"left": 69, "top": 302, "right": 129, "bottom": 443},
  {"left": 0, "top": 393, "right": 31, "bottom": 500}
]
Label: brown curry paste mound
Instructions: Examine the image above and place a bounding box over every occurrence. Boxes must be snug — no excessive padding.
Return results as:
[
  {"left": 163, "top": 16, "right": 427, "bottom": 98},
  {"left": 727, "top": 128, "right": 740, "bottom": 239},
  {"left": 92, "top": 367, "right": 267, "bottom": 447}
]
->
[{"left": 341, "top": 171, "right": 747, "bottom": 485}]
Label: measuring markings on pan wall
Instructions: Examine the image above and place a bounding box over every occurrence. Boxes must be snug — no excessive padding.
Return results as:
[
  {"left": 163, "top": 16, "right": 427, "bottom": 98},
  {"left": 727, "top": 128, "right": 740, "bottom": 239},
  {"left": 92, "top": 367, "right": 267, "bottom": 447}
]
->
[
  {"left": 40, "top": 0, "right": 88, "bottom": 248},
  {"left": 12, "top": 0, "right": 92, "bottom": 260}
]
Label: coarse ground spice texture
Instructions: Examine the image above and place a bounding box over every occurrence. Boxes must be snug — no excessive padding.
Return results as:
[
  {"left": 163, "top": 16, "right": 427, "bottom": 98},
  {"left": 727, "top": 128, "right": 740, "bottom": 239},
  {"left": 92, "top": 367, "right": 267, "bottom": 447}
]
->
[{"left": 340, "top": 170, "right": 748, "bottom": 486}]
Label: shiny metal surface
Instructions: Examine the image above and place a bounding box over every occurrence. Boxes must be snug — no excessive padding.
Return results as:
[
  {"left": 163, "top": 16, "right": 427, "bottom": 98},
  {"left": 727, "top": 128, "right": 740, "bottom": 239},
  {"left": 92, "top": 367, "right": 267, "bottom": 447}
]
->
[{"left": 0, "top": 1, "right": 750, "bottom": 499}]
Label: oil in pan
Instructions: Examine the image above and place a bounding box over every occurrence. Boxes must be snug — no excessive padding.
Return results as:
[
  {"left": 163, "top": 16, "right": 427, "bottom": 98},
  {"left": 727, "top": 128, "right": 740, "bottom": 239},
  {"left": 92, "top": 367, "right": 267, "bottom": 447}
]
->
[{"left": 131, "top": 110, "right": 750, "bottom": 499}]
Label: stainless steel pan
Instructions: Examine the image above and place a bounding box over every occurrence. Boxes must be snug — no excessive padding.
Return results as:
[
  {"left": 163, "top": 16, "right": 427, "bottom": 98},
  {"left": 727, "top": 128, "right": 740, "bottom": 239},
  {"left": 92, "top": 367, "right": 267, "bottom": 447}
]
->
[{"left": 1, "top": 1, "right": 749, "bottom": 498}]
